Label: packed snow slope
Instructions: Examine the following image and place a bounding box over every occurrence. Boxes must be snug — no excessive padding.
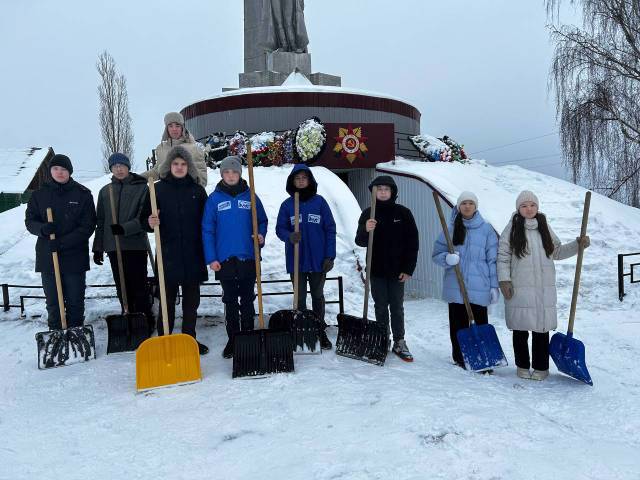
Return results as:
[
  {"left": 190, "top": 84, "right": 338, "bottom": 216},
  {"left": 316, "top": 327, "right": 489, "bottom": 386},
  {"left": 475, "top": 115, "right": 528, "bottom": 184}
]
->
[
  {"left": 379, "top": 158, "right": 640, "bottom": 312},
  {"left": 1, "top": 162, "right": 640, "bottom": 479}
]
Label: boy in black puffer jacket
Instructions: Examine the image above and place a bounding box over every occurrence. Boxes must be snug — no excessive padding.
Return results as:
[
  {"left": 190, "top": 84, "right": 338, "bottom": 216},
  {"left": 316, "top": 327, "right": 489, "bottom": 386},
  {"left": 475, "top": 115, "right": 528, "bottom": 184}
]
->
[{"left": 355, "top": 176, "right": 419, "bottom": 361}]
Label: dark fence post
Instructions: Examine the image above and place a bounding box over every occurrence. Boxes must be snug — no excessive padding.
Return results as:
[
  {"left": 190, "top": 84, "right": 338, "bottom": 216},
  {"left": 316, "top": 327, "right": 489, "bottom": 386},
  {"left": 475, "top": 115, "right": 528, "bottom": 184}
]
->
[
  {"left": 2, "top": 284, "right": 9, "bottom": 312},
  {"left": 618, "top": 254, "right": 625, "bottom": 302},
  {"left": 338, "top": 276, "right": 344, "bottom": 314}
]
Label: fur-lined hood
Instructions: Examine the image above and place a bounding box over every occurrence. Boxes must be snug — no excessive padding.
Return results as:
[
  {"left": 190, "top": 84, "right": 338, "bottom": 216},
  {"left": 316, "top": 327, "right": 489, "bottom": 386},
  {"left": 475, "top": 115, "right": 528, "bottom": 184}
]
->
[{"left": 158, "top": 145, "right": 200, "bottom": 182}]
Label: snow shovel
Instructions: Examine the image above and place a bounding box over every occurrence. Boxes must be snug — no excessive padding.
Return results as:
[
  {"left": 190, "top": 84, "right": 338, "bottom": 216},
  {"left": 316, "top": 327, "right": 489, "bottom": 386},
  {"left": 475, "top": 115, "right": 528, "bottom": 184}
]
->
[
  {"left": 268, "top": 192, "right": 322, "bottom": 354},
  {"left": 35, "top": 208, "right": 96, "bottom": 369},
  {"left": 335, "top": 186, "right": 390, "bottom": 366},
  {"left": 433, "top": 191, "right": 507, "bottom": 372},
  {"left": 232, "top": 144, "right": 294, "bottom": 378},
  {"left": 550, "top": 191, "right": 593, "bottom": 385},
  {"left": 105, "top": 184, "right": 149, "bottom": 354},
  {"left": 135, "top": 178, "right": 201, "bottom": 391}
]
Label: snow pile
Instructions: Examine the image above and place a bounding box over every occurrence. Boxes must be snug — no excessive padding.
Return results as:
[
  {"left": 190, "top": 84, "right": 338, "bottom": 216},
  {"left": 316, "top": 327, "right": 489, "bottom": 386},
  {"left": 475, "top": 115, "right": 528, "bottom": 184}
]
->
[
  {"left": 0, "top": 165, "right": 366, "bottom": 323},
  {"left": 378, "top": 158, "right": 640, "bottom": 312}
]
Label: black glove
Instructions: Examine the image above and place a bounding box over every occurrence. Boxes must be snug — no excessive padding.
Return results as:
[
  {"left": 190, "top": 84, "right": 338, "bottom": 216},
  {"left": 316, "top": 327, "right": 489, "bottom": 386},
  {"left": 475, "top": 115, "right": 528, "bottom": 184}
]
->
[
  {"left": 110, "top": 224, "right": 125, "bottom": 235},
  {"left": 48, "top": 238, "right": 61, "bottom": 253},
  {"left": 322, "top": 258, "right": 334, "bottom": 273},
  {"left": 93, "top": 251, "right": 104, "bottom": 265},
  {"left": 41, "top": 223, "right": 57, "bottom": 236},
  {"left": 289, "top": 231, "right": 301, "bottom": 244}
]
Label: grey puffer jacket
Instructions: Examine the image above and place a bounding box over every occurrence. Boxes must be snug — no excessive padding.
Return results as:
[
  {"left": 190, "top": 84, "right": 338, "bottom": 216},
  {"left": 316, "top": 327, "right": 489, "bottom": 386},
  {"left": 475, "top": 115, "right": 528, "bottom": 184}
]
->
[
  {"left": 497, "top": 215, "right": 579, "bottom": 333},
  {"left": 142, "top": 129, "right": 207, "bottom": 187},
  {"left": 93, "top": 173, "right": 148, "bottom": 253}
]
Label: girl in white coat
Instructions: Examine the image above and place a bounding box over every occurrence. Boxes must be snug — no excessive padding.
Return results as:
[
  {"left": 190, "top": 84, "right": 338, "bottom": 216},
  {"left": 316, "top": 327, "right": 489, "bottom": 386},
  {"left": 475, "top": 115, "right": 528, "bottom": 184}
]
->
[{"left": 497, "top": 191, "right": 590, "bottom": 380}]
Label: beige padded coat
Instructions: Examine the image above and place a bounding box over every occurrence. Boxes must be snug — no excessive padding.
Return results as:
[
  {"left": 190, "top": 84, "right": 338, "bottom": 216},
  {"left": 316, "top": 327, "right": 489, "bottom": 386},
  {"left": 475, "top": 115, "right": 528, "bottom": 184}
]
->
[
  {"left": 142, "top": 130, "right": 207, "bottom": 187},
  {"left": 497, "top": 216, "right": 578, "bottom": 333}
]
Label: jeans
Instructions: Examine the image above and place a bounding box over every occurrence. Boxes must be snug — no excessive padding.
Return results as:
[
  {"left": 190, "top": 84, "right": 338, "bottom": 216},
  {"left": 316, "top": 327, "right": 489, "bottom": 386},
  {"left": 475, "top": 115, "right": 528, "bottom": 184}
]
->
[
  {"left": 290, "top": 271, "right": 327, "bottom": 328},
  {"left": 41, "top": 271, "right": 86, "bottom": 329},
  {"left": 370, "top": 275, "right": 405, "bottom": 341}
]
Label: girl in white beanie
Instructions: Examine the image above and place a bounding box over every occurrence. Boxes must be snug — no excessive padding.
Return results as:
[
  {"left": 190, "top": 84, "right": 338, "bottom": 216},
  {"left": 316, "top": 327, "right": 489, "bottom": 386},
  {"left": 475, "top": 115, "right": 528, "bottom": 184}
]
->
[
  {"left": 497, "top": 190, "right": 590, "bottom": 381},
  {"left": 432, "top": 191, "right": 500, "bottom": 368}
]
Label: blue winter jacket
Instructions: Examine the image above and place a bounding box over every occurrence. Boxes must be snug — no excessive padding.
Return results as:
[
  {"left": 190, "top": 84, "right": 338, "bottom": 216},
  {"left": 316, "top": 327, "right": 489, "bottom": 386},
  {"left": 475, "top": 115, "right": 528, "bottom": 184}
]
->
[
  {"left": 432, "top": 209, "right": 498, "bottom": 306},
  {"left": 201, "top": 180, "right": 268, "bottom": 265},
  {"left": 275, "top": 164, "right": 337, "bottom": 273}
]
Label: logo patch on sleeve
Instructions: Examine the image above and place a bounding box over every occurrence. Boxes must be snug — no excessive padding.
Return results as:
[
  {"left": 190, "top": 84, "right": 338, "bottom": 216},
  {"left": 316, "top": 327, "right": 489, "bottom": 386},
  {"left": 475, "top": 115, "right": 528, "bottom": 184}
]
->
[
  {"left": 238, "top": 200, "right": 251, "bottom": 210},
  {"left": 308, "top": 214, "right": 321, "bottom": 224},
  {"left": 218, "top": 201, "right": 231, "bottom": 211}
]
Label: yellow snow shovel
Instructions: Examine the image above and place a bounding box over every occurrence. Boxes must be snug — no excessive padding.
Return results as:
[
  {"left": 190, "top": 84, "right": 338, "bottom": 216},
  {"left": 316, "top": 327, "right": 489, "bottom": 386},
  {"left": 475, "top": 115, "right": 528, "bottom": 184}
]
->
[{"left": 135, "top": 178, "right": 201, "bottom": 391}]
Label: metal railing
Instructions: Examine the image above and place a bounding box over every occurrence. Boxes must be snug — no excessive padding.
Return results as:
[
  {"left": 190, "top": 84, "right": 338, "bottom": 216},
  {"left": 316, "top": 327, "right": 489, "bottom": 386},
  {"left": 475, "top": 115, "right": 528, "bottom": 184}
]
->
[
  {"left": 618, "top": 253, "right": 640, "bottom": 301},
  {"left": 2, "top": 277, "right": 344, "bottom": 317}
]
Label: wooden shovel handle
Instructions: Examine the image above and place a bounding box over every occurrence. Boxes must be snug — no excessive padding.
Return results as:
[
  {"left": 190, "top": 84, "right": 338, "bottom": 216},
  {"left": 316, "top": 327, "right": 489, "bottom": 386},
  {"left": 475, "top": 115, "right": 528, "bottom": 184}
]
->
[
  {"left": 108, "top": 184, "right": 129, "bottom": 313},
  {"left": 148, "top": 179, "right": 170, "bottom": 336},
  {"left": 568, "top": 191, "right": 591, "bottom": 334},
  {"left": 432, "top": 191, "right": 475, "bottom": 325},
  {"left": 293, "top": 191, "right": 300, "bottom": 309},
  {"left": 246, "top": 143, "right": 265, "bottom": 329},
  {"left": 46, "top": 208, "right": 67, "bottom": 330},
  {"left": 363, "top": 187, "right": 377, "bottom": 318}
]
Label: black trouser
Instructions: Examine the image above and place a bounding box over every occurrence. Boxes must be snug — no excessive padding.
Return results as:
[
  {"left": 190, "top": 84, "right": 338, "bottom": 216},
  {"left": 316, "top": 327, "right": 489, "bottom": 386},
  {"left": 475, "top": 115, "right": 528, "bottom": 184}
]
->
[
  {"left": 41, "top": 271, "right": 86, "bottom": 330},
  {"left": 290, "top": 271, "right": 327, "bottom": 328},
  {"left": 370, "top": 275, "right": 405, "bottom": 341},
  {"left": 157, "top": 282, "right": 200, "bottom": 339},
  {"left": 220, "top": 278, "right": 256, "bottom": 339},
  {"left": 513, "top": 330, "right": 550, "bottom": 371},
  {"left": 448, "top": 302, "right": 488, "bottom": 365},
  {"left": 107, "top": 250, "right": 151, "bottom": 324}
]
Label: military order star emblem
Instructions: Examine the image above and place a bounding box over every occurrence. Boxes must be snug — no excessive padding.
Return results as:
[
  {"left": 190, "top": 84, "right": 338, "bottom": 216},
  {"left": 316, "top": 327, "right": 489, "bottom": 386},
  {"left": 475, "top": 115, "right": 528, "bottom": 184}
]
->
[{"left": 333, "top": 125, "right": 368, "bottom": 163}]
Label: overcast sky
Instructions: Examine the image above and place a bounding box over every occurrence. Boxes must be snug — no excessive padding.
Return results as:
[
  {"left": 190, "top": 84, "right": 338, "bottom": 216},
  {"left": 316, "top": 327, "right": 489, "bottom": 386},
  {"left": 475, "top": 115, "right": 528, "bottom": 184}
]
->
[{"left": 1, "top": 0, "right": 579, "bottom": 181}]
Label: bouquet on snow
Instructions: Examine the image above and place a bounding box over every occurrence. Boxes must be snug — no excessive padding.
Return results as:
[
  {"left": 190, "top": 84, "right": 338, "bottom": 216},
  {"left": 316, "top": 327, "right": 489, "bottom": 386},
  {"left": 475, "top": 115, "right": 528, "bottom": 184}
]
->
[
  {"left": 294, "top": 117, "right": 326, "bottom": 164},
  {"left": 410, "top": 134, "right": 469, "bottom": 163},
  {"left": 439, "top": 135, "right": 468, "bottom": 163},
  {"left": 227, "top": 131, "right": 248, "bottom": 157},
  {"left": 282, "top": 130, "right": 295, "bottom": 164}
]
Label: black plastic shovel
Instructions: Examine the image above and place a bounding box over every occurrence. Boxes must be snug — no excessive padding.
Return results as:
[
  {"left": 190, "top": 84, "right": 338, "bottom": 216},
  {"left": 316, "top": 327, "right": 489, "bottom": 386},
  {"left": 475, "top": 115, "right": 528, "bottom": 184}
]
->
[
  {"left": 269, "top": 192, "right": 322, "bottom": 353},
  {"left": 35, "top": 208, "right": 96, "bottom": 369},
  {"left": 105, "top": 184, "right": 149, "bottom": 354},
  {"left": 335, "top": 186, "right": 389, "bottom": 366}
]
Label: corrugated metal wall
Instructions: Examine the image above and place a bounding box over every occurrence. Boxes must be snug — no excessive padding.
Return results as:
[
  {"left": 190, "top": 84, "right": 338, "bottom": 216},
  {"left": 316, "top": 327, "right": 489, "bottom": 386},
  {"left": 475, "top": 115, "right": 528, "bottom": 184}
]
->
[
  {"left": 375, "top": 169, "right": 453, "bottom": 299},
  {"left": 347, "top": 168, "right": 377, "bottom": 210}
]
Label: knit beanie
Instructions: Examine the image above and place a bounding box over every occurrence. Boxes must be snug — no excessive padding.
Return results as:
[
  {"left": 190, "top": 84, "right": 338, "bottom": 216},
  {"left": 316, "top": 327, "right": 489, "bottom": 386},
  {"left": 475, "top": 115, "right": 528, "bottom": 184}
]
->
[
  {"left": 164, "top": 112, "right": 185, "bottom": 126},
  {"left": 219, "top": 156, "right": 243, "bottom": 176},
  {"left": 516, "top": 190, "right": 539, "bottom": 209},
  {"left": 49, "top": 154, "right": 73, "bottom": 175},
  {"left": 456, "top": 191, "right": 478, "bottom": 208},
  {"left": 108, "top": 152, "right": 131, "bottom": 170}
]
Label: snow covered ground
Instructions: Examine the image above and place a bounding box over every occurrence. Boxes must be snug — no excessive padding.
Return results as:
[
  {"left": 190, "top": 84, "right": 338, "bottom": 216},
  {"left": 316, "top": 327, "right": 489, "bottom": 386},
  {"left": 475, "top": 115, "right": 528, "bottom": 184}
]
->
[{"left": 1, "top": 163, "right": 640, "bottom": 479}]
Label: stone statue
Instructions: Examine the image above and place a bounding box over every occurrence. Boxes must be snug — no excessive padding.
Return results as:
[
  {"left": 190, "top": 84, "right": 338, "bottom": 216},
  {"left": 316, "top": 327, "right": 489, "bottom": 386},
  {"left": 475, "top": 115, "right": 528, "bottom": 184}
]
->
[{"left": 259, "top": 0, "right": 309, "bottom": 53}]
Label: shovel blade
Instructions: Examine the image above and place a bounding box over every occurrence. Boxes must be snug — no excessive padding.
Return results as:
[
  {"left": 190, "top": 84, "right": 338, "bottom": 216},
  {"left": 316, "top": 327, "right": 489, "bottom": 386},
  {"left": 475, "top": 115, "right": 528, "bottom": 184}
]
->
[
  {"left": 106, "top": 313, "right": 149, "bottom": 354},
  {"left": 335, "top": 313, "right": 389, "bottom": 366},
  {"left": 269, "top": 309, "right": 321, "bottom": 354},
  {"left": 135, "top": 333, "right": 201, "bottom": 391},
  {"left": 549, "top": 332, "right": 593, "bottom": 386},
  {"left": 457, "top": 323, "right": 508, "bottom": 372},
  {"left": 232, "top": 328, "right": 294, "bottom": 378},
  {"left": 35, "top": 325, "right": 96, "bottom": 369}
]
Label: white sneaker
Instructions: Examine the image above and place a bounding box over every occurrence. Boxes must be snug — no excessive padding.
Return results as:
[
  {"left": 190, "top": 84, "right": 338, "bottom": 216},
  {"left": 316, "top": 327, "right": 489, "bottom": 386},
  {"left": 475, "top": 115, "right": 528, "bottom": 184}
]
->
[
  {"left": 517, "top": 367, "right": 531, "bottom": 379},
  {"left": 530, "top": 369, "right": 549, "bottom": 381}
]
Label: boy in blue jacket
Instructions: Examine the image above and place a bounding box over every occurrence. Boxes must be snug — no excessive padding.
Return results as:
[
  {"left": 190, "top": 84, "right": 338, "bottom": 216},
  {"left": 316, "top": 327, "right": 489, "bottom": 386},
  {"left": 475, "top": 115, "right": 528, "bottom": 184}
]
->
[
  {"left": 276, "top": 164, "right": 336, "bottom": 349},
  {"left": 201, "top": 156, "right": 268, "bottom": 358}
]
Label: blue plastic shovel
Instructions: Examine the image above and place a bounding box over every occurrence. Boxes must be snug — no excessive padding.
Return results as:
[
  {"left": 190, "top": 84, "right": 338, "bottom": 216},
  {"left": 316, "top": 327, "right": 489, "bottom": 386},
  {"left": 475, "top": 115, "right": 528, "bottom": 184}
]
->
[
  {"left": 549, "top": 191, "right": 593, "bottom": 386},
  {"left": 433, "top": 192, "right": 508, "bottom": 372}
]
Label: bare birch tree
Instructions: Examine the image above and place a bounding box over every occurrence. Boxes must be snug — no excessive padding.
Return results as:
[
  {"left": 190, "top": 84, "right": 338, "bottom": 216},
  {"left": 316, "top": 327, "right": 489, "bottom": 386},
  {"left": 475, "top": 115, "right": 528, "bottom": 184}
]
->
[
  {"left": 547, "top": 0, "right": 640, "bottom": 206},
  {"left": 97, "top": 51, "right": 134, "bottom": 172}
]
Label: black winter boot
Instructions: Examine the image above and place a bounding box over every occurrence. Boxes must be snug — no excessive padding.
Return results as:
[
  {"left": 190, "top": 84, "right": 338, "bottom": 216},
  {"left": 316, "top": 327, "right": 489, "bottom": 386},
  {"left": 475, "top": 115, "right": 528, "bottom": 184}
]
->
[
  {"left": 222, "top": 338, "right": 234, "bottom": 359},
  {"left": 319, "top": 330, "right": 332, "bottom": 350},
  {"left": 197, "top": 342, "right": 209, "bottom": 356}
]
